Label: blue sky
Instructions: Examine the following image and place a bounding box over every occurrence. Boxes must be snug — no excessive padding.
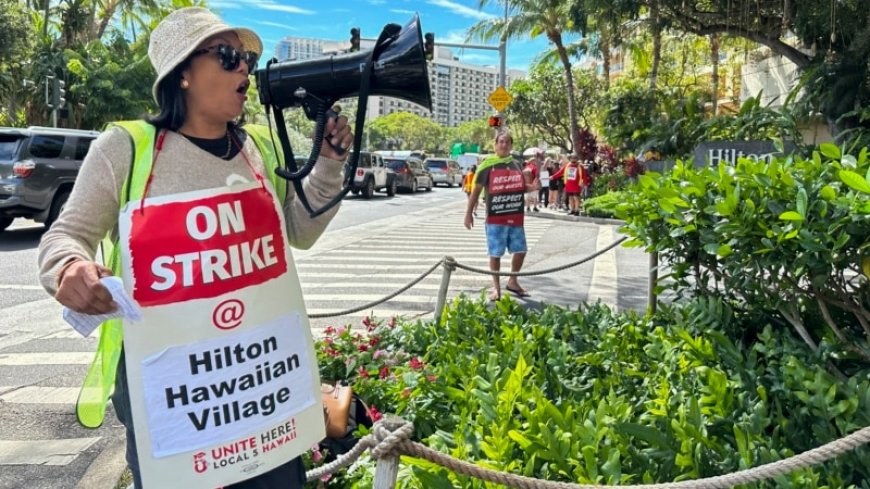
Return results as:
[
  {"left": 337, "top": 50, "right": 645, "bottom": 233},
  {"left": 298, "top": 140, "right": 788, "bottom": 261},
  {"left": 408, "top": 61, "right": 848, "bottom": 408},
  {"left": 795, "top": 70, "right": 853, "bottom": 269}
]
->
[{"left": 211, "top": 0, "right": 564, "bottom": 72}]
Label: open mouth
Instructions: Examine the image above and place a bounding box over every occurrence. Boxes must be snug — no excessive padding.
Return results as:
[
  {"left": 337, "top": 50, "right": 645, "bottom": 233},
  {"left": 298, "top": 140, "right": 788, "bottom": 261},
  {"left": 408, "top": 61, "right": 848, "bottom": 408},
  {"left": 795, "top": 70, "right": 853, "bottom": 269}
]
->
[{"left": 236, "top": 80, "right": 250, "bottom": 94}]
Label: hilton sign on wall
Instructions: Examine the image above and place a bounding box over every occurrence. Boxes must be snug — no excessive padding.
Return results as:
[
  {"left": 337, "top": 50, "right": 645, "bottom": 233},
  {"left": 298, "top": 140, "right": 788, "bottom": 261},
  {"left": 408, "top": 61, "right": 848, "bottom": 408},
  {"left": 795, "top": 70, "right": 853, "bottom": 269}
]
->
[{"left": 692, "top": 140, "right": 797, "bottom": 167}]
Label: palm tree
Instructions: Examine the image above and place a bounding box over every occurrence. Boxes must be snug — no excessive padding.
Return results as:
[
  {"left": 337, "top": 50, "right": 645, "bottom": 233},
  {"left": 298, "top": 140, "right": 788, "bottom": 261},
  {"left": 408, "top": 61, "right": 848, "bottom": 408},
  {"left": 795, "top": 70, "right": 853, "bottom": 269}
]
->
[{"left": 467, "top": 0, "right": 583, "bottom": 154}]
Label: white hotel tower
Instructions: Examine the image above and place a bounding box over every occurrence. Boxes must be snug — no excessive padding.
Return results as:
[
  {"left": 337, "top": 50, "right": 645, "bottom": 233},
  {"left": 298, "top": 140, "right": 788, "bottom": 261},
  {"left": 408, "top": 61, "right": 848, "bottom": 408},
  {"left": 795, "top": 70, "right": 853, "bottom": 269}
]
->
[{"left": 274, "top": 36, "right": 525, "bottom": 127}]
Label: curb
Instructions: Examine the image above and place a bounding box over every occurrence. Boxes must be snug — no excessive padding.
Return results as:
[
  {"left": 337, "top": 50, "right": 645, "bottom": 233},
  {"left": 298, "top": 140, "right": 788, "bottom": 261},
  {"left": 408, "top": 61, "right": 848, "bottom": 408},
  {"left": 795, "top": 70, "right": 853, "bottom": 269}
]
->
[
  {"left": 75, "top": 436, "right": 128, "bottom": 489},
  {"left": 528, "top": 210, "right": 625, "bottom": 226}
]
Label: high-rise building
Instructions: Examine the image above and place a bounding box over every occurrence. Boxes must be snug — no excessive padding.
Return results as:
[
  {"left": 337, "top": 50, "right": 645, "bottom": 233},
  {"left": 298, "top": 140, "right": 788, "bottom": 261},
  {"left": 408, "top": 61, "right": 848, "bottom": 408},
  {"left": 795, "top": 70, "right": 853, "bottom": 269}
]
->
[{"left": 273, "top": 37, "right": 525, "bottom": 127}]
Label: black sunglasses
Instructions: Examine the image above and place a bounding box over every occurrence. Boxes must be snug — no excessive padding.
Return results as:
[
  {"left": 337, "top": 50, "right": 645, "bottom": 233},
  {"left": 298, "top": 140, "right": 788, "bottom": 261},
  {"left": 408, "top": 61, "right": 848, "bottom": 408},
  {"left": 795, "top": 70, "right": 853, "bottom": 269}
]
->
[{"left": 191, "top": 44, "right": 259, "bottom": 72}]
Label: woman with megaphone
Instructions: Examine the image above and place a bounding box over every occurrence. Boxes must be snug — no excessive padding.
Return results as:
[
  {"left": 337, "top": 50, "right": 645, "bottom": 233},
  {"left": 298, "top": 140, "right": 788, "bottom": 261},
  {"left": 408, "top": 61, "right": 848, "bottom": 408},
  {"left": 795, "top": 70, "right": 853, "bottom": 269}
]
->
[{"left": 38, "top": 7, "right": 351, "bottom": 489}]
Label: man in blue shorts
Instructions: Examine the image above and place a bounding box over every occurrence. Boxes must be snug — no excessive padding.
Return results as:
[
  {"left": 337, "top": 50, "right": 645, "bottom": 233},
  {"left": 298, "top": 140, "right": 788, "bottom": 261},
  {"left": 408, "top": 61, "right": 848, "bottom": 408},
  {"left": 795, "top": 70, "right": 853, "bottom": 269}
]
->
[{"left": 464, "top": 130, "right": 534, "bottom": 300}]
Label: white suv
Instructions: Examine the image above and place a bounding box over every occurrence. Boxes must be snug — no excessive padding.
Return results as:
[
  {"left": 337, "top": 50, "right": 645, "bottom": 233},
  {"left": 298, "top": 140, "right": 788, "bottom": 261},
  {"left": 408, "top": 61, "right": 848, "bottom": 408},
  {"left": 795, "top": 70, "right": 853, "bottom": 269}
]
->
[{"left": 348, "top": 152, "right": 396, "bottom": 199}]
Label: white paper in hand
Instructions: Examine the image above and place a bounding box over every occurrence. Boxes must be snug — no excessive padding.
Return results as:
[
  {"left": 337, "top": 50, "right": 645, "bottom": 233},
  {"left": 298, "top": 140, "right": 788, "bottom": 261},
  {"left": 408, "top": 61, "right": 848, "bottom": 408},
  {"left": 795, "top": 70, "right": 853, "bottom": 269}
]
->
[{"left": 62, "top": 276, "right": 142, "bottom": 337}]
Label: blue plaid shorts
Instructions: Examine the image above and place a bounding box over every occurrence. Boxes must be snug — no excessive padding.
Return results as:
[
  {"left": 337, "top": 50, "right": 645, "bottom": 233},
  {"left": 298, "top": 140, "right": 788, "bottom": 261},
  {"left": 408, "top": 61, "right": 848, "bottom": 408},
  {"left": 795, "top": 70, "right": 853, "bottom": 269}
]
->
[{"left": 485, "top": 223, "right": 527, "bottom": 257}]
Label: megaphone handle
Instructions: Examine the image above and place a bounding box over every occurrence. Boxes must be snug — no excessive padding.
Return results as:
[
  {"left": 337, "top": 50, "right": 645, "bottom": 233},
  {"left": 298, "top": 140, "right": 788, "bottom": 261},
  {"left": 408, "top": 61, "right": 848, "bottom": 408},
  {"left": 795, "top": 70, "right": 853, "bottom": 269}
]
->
[{"left": 324, "top": 109, "right": 348, "bottom": 157}]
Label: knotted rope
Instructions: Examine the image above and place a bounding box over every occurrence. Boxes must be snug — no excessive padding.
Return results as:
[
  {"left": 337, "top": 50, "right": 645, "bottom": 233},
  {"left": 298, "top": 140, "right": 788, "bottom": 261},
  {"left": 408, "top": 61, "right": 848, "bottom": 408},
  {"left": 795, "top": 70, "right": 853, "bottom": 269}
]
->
[{"left": 306, "top": 418, "right": 870, "bottom": 488}]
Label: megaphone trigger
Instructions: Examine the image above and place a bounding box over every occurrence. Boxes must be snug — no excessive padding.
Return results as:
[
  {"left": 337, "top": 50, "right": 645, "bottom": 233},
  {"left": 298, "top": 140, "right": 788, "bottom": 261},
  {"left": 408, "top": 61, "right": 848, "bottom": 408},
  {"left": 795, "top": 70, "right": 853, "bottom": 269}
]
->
[{"left": 325, "top": 109, "right": 349, "bottom": 157}]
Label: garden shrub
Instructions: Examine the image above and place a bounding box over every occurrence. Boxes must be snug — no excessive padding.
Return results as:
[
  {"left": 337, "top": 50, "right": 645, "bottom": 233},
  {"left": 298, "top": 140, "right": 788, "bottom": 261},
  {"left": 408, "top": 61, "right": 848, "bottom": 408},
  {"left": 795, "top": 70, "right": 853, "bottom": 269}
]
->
[
  {"left": 615, "top": 146, "right": 870, "bottom": 366},
  {"left": 308, "top": 297, "right": 870, "bottom": 488},
  {"left": 582, "top": 191, "right": 624, "bottom": 218}
]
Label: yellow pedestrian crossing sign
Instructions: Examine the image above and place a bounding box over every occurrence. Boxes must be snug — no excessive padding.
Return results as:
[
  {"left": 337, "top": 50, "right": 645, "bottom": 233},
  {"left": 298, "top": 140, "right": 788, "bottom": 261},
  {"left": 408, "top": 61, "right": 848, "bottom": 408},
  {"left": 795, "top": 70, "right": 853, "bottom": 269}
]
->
[{"left": 487, "top": 86, "right": 513, "bottom": 112}]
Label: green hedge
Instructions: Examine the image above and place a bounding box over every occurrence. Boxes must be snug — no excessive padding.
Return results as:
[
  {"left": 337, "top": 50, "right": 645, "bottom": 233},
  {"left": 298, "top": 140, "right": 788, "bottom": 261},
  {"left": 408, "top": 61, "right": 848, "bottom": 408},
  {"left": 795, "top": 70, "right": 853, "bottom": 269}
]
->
[
  {"left": 310, "top": 297, "right": 870, "bottom": 488},
  {"left": 616, "top": 146, "right": 870, "bottom": 366},
  {"left": 583, "top": 191, "right": 625, "bottom": 218}
]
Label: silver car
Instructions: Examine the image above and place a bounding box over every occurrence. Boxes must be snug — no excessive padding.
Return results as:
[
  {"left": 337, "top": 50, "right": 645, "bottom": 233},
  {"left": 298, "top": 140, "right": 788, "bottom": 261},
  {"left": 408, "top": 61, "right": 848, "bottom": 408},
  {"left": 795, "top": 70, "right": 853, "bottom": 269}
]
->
[{"left": 424, "top": 158, "right": 463, "bottom": 187}]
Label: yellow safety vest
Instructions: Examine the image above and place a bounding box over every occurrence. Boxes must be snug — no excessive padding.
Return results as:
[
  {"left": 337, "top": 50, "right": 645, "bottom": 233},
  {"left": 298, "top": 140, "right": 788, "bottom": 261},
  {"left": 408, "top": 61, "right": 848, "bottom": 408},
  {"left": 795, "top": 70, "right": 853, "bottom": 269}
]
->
[{"left": 76, "top": 121, "right": 287, "bottom": 428}]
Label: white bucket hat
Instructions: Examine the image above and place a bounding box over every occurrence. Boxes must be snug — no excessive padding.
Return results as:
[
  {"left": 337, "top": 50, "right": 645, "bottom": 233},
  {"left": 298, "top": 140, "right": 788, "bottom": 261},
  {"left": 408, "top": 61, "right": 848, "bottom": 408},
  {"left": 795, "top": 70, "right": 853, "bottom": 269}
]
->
[{"left": 148, "top": 7, "right": 263, "bottom": 103}]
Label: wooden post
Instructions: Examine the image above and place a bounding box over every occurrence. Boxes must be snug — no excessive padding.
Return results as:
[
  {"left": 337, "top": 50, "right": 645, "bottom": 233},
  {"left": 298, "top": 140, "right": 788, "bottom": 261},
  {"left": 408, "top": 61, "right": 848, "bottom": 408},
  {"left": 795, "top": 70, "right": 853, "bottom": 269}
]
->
[
  {"left": 434, "top": 257, "right": 454, "bottom": 325},
  {"left": 372, "top": 418, "right": 405, "bottom": 489},
  {"left": 648, "top": 252, "right": 658, "bottom": 314}
]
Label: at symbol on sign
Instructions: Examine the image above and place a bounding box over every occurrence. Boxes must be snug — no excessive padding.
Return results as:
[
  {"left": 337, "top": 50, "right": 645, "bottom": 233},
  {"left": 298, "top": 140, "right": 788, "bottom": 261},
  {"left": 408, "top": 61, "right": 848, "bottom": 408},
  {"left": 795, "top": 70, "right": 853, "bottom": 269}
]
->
[{"left": 213, "top": 299, "right": 245, "bottom": 330}]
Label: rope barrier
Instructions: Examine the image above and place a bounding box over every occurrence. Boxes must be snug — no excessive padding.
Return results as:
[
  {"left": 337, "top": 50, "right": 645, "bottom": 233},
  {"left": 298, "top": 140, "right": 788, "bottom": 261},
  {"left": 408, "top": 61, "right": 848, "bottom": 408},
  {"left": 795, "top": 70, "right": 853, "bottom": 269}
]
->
[
  {"left": 307, "top": 418, "right": 870, "bottom": 488},
  {"left": 452, "top": 236, "right": 627, "bottom": 278},
  {"left": 309, "top": 259, "right": 444, "bottom": 318},
  {"left": 309, "top": 237, "right": 628, "bottom": 319}
]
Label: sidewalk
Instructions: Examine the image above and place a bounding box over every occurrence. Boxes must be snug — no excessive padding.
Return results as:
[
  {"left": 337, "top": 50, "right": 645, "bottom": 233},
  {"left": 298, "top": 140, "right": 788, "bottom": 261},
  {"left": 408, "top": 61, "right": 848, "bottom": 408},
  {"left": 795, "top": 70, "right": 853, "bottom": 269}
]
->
[{"left": 508, "top": 205, "right": 651, "bottom": 313}]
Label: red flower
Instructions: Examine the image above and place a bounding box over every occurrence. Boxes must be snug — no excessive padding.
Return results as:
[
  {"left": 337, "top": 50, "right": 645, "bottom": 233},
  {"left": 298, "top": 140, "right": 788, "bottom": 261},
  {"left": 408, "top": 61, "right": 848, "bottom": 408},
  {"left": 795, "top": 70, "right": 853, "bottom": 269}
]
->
[
  {"left": 325, "top": 348, "right": 339, "bottom": 357},
  {"left": 323, "top": 337, "right": 334, "bottom": 344},
  {"left": 379, "top": 366, "right": 389, "bottom": 379},
  {"left": 324, "top": 326, "right": 335, "bottom": 335},
  {"left": 369, "top": 336, "right": 381, "bottom": 347},
  {"left": 358, "top": 344, "right": 369, "bottom": 352},
  {"left": 367, "top": 405, "right": 383, "bottom": 422},
  {"left": 363, "top": 316, "right": 377, "bottom": 332},
  {"left": 409, "top": 357, "right": 424, "bottom": 370},
  {"left": 400, "top": 387, "right": 412, "bottom": 398},
  {"left": 427, "top": 375, "right": 438, "bottom": 382},
  {"left": 358, "top": 367, "right": 370, "bottom": 378}
]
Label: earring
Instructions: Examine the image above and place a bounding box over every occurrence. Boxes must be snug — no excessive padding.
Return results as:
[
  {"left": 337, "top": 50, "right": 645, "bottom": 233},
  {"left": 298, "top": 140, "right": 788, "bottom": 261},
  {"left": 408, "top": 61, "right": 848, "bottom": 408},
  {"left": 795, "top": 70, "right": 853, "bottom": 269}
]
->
[{"left": 181, "top": 79, "right": 190, "bottom": 89}]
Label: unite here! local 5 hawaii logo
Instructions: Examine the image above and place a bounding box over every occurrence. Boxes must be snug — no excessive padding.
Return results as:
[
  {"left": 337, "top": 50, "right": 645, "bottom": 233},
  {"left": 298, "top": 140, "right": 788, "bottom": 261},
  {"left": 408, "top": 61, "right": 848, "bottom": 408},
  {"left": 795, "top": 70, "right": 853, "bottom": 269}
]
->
[{"left": 128, "top": 188, "right": 288, "bottom": 306}]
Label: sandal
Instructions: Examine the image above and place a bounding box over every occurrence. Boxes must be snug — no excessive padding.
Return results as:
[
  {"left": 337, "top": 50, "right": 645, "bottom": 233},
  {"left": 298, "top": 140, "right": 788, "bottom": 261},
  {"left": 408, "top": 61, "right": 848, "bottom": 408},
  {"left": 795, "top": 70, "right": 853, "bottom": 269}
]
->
[{"left": 505, "top": 285, "right": 530, "bottom": 298}]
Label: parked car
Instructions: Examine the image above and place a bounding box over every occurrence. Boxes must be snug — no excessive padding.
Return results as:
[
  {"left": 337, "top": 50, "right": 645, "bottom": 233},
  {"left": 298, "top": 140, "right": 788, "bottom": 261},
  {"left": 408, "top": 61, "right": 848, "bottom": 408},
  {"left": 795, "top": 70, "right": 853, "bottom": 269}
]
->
[
  {"left": 0, "top": 126, "right": 100, "bottom": 232},
  {"left": 346, "top": 151, "right": 396, "bottom": 198},
  {"left": 384, "top": 157, "right": 433, "bottom": 193},
  {"left": 424, "top": 158, "right": 463, "bottom": 187}
]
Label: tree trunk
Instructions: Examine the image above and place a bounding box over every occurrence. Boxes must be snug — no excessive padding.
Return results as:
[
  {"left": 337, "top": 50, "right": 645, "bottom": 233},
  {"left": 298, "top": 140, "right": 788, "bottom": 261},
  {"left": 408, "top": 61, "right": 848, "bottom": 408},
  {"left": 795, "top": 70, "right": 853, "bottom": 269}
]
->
[
  {"left": 650, "top": 0, "right": 661, "bottom": 91},
  {"left": 710, "top": 33, "right": 720, "bottom": 115},
  {"left": 42, "top": 0, "right": 49, "bottom": 38},
  {"left": 601, "top": 37, "right": 611, "bottom": 91},
  {"left": 555, "top": 41, "right": 580, "bottom": 155}
]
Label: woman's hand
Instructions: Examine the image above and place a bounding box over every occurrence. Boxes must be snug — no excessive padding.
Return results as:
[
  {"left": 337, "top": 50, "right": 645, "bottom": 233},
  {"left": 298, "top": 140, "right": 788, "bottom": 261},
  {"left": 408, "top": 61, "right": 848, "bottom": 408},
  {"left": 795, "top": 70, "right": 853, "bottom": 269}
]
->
[
  {"left": 56, "top": 260, "right": 117, "bottom": 315},
  {"left": 320, "top": 114, "right": 353, "bottom": 161}
]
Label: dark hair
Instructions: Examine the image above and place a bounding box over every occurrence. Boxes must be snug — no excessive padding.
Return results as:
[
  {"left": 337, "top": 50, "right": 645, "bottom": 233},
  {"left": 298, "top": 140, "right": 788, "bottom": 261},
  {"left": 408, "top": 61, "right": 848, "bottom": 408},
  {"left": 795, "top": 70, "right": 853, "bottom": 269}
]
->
[
  {"left": 146, "top": 59, "right": 244, "bottom": 132},
  {"left": 147, "top": 61, "right": 191, "bottom": 131}
]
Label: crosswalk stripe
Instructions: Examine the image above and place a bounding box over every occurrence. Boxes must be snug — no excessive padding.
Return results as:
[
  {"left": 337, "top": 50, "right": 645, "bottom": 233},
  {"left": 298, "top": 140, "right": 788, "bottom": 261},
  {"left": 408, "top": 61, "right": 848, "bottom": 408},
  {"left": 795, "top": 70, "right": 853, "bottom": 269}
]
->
[
  {"left": 296, "top": 258, "right": 488, "bottom": 265},
  {"left": 0, "top": 285, "right": 43, "bottom": 290},
  {"left": 41, "top": 329, "right": 100, "bottom": 340},
  {"left": 306, "top": 308, "right": 431, "bottom": 318},
  {"left": 0, "top": 386, "right": 79, "bottom": 404},
  {"left": 0, "top": 438, "right": 100, "bottom": 466},
  {"left": 296, "top": 267, "right": 488, "bottom": 278},
  {"left": 312, "top": 249, "right": 484, "bottom": 256},
  {"left": 0, "top": 352, "right": 93, "bottom": 366},
  {"left": 303, "top": 282, "right": 485, "bottom": 290},
  {"left": 306, "top": 294, "right": 436, "bottom": 303}
]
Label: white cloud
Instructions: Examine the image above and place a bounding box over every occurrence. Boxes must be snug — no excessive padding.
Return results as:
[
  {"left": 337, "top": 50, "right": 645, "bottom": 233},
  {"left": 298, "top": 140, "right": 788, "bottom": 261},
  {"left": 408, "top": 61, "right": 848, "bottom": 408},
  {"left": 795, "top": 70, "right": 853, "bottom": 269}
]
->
[
  {"left": 210, "top": 1, "right": 242, "bottom": 9},
  {"left": 254, "top": 20, "right": 298, "bottom": 30},
  {"left": 235, "top": 0, "right": 315, "bottom": 15},
  {"left": 390, "top": 9, "right": 416, "bottom": 15},
  {"left": 440, "top": 29, "right": 468, "bottom": 44},
  {"left": 427, "top": 0, "right": 495, "bottom": 20}
]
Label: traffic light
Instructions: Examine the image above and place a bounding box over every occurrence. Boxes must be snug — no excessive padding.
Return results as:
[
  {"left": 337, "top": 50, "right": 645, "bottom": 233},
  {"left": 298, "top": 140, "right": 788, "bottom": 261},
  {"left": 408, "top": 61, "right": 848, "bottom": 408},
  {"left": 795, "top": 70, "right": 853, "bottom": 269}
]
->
[
  {"left": 488, "top": 115, "right": 502, "bottom": 127},
  {"left": 350, "top": 27, "right": 360, "bottom": 52},
  {"left": 424, "top": 32, "right": 435, "bottom": 60},
  {"left": 45, "top": 75, "right": 55, "bottom": 108},
  {"left": 54, "top": 79, "right": 66, "bottom": 109}
]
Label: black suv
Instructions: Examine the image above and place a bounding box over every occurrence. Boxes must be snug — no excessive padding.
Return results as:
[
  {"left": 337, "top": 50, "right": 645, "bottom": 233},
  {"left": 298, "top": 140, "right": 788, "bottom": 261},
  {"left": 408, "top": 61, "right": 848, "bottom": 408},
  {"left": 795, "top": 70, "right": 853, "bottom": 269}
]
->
[{"left": 0, "top": 126, "right": 100, "bottom": 232}]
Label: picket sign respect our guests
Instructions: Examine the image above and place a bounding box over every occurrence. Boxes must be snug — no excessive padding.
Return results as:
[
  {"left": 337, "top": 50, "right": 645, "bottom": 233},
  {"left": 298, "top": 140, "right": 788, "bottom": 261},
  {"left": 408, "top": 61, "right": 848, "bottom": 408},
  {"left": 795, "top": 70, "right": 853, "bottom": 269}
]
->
[{"left": 118, "top": 181, "right": 324, "bottom": 488}]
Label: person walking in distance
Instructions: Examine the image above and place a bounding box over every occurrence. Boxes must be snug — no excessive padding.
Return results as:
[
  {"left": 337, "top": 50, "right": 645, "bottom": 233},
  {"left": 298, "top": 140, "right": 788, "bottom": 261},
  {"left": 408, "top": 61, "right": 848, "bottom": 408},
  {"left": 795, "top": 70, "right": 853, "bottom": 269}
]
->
[
  {"left": 464, "top": 130, "right": 534, "bottom": 300},
  {"left": 538, "top": 158, "right": 551, "bottom": 207},
  {"left": 523, "top": 157, "right": 540, "bottom": 212},
  {"left": 562, "top": 154, "right": 583, "bottom": 215},
  {"left": 463, "top": 165, "right": 479, "bottom": 217}
]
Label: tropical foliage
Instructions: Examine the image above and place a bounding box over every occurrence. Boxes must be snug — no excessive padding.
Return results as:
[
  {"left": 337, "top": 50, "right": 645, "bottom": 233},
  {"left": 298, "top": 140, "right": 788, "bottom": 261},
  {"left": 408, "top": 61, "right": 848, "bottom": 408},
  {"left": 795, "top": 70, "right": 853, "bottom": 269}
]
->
[
  {"left": 306, "top": 300, "right": 870, "bottom": 487},
  {"left": 616, "top": 148, "right": 870, "bottom": 365}
]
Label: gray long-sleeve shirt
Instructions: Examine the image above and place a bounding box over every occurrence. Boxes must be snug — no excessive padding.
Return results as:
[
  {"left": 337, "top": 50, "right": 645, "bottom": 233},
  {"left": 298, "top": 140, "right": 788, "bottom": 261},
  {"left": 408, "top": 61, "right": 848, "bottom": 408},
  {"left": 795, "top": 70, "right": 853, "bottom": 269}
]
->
[{"left": 38, "top": 126, "right": 343, "bottom": 296}]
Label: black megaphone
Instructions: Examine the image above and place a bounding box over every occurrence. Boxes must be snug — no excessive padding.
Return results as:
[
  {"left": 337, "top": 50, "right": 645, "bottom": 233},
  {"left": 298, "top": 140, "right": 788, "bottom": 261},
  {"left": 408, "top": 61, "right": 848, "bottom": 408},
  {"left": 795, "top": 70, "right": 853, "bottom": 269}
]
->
[
  {"left": 254, "top": 15, "right": 432, "bottom": 218},
  {"left": 256, "top": 15, "right": 432, "bottom": 112}
]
